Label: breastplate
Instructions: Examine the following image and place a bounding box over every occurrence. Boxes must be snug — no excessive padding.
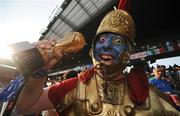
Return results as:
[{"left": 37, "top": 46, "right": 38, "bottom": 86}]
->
[{"left": 73, "top": 74, "right": 179, "bottom": 116}]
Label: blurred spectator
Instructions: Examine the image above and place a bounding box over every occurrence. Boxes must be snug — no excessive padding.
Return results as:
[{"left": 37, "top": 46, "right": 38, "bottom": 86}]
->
[
  {"left": 0, "top": 67, "right": 18, "bottom": 90},
  {"left": 173, "top": 64, "right": 180, "bottom": 90},
  {"left": 150, "top": 66, "right": 155, "bottom": 73},
  {"left": 160, "top": 65, "right": 167, "bottom": 78},
  {"left": 149, "top": 67, "right": 180, "bottom": 110},
  {"left": 149, "top": 67, "right": 180, "bottom": 96},
  {"left": 63, "top": 70, "right": 78, "bottom": 80},
  {"left": 166, "top": 65, "right": 176, "bottom": 80}
]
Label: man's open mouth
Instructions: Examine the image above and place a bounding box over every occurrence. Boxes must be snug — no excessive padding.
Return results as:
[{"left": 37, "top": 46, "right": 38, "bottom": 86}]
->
[
  {"left": 100, "top": 54, "right": 113, "bottom": 61},
  {"left": 100, "top": 54, "right": 114, "bottom": 64}
]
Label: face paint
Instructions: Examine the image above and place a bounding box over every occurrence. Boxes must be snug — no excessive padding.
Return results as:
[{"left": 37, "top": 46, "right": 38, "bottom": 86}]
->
[{"left": 94, "top": 33, "right": 128, "bottom": 65}]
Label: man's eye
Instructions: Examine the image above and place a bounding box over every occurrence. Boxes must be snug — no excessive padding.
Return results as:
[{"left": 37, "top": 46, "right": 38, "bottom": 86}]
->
[
  {"left": 99, "top": 37, "right": 106, "bottom": 43},
  {"left": 113, "top": 38, "right": 124, "bottom": 44},
  {"left": 116, "top": 39, "right": 122, "bottom": 43}
]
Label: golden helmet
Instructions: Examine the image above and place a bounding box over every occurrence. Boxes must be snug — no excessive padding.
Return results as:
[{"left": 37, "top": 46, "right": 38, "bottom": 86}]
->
[{"left": 96, "top": 9, "right": 135, "bottom": 44}]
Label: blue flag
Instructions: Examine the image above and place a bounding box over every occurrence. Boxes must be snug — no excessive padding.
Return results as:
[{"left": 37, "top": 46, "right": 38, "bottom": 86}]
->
[{"left": 0, "top": 74, "right": 25, "bottom": 102}]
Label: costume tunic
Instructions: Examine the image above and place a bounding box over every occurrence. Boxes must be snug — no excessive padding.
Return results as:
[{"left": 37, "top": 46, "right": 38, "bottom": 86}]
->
[{"left": 48, "top": 67, "right": 180, "bottom": 116}]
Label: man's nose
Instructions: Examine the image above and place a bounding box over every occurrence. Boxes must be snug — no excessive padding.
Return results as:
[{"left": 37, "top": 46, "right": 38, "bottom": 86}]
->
[{"left": 103, "top": 38, "right": 112, "bottom": 51}]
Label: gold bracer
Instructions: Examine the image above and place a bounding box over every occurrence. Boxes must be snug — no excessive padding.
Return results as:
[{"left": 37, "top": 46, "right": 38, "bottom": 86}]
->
[{"left": 96, "top": 9, "right": 135, "bottom": 43}]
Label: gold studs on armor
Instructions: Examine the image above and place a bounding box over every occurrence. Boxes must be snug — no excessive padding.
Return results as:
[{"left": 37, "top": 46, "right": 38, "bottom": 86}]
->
[
  {"left": 90, "top": 102, "right": 100, "bottom": 112},
  {"left": 123, "top": 105, "right": 135, "bottom": 116}
]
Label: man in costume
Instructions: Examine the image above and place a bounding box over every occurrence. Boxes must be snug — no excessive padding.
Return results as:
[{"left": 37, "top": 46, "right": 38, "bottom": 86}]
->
[{"left": 16, "top": 0, "right": 180, "bottom": 115}]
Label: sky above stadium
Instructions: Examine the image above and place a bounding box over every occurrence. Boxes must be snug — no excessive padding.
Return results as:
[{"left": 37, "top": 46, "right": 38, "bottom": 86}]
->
[
  {"left": 0, "top": 0, "right": 63, "bottom": 45},
  {"left": 0, "top": 0, "right": 63, "bottom": 58}
]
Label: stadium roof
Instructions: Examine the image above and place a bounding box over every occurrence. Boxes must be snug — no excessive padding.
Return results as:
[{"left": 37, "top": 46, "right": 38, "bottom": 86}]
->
[{"left": 39, "top": 0, "right": 116, "bottom": 40}]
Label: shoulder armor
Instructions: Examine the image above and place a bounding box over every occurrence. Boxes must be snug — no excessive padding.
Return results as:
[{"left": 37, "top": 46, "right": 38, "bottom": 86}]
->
[{"left": 78, "top": 67, "right": 95, "bottom": 83}]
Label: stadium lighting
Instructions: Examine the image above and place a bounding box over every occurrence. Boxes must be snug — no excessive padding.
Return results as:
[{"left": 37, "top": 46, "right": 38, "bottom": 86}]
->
[{"left": 0, "top": 45, "right": 12, "bottom": 60}]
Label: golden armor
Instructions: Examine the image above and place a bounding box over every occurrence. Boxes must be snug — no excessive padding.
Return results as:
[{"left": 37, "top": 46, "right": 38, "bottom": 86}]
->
[{"left": 59, "top": 72, "right": 180, "bottom": 116}]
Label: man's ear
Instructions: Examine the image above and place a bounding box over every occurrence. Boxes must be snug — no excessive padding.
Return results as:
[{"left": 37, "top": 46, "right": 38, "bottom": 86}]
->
[
  {"left": 89, "top": 48, "right": 93, "bottom": 58},
  {"left": 121, "top": 52, "right": 130, "bottom": 64}
]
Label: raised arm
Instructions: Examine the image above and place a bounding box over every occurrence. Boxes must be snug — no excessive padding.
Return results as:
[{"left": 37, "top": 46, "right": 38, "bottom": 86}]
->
[
  {"left": 16, "top": 39, "right": 63, "bottom": 114},
  {"left": 15, "top": 32, "right": 85, "bottom": 114}
]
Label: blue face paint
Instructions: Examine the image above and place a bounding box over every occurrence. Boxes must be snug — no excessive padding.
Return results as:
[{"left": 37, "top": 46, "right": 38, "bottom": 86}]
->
[{"left": 94, "top": 33, "right": 128, "bottom": 65}]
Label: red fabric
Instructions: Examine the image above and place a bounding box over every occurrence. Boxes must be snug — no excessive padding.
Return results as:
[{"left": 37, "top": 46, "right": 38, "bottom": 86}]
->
[
  {"left": 159, "top": 47, "right": 166, "bottom": 53},
  {"left": 118, "top": 0, "right": 130, "bottom": 11},
  {"left": 48, "top": 77, "right": 78, "bottom": 107},
  {"left": 48, "top": 68, "right": 94, "bottom": 114},
  {"left": 169, "top": 94, "right": 180, "bottom": 108},
  {"left": 127, "top": 68, "right": 149, "bottom": 105},
  {"left": 78, "top": 67, "right": 95, "bottom": 83},
  {"left": 48, "top": 68, "right": 94, "bottom": 115}
]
